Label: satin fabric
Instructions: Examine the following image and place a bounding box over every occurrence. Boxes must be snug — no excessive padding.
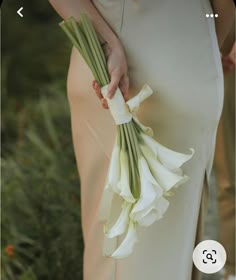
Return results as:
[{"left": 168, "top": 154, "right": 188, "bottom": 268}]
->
[{"left": 66, "top": 0, "right": 223, "bottom": 279}]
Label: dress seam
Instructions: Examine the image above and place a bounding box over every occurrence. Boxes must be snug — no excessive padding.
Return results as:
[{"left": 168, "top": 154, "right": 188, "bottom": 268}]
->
[
  {"left": 119, "top": 0, "right": 126, "bottom": 34},
  {"left": 200, "top": 0, "right": 224, "bottom": 185}
]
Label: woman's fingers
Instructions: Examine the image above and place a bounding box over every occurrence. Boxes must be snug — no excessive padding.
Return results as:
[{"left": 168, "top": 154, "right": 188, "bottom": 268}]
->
[
  {"left": 93, "top": 75, "right": 130, "bottom": 108},
  {"left": 92, "top": 80, "right": 103, "bottom": 100},
  {"left": 119, "top": 75, "right": 129, "bottom": 101},
  {"left": 92, "top": 75, "right": 130, "bottom": 107},
  {"left": 107, "top": 72, "right": 130, "bottom": 100},
  {"left": 92, "top": 80, "right": 108, "bottom": 109},
  {"left": 101, "top": 98, "right": 109, "bottom": 109},
  {"left": 107, "top": 70, "right": 120, "bottom": 99}
]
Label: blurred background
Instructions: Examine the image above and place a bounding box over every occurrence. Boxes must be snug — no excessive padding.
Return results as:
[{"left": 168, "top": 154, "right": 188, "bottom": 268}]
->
[
  {"left": 1, "top": 1, "right": 235, "bottom": 280},
  {"left": 1, "top": 1, "right": 84, "bottom": 279}
]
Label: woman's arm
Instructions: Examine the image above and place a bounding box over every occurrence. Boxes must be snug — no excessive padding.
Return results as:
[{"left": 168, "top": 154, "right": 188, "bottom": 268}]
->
[
  {"left": 48, "top": 0, "right": 129, "bottom": 105},
  {"left": 221, "top": 15, "right": 235, "bottom": 56},
  {"left": 211, "top": 0, "right": 235, "bottom": 49},
  {"left": 48, "top": 0, "right": 119, "bottom": 48}
]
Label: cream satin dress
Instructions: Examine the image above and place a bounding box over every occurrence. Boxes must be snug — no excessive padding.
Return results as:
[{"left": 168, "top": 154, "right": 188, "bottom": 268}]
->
[{"left": 66, "top": 0, "right": 224, "bottom": 279}]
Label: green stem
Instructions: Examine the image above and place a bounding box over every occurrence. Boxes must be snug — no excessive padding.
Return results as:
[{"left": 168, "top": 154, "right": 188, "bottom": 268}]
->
[
  {"left": 123, "top": 124, "right": 136, "bottom": 196},
  {"left": 117, "top": 126, "right": 121, "bottom": 147},
  {"left": 129, "top": 122, "right": 142, "bottom": 158},
  {"left": 81, "top": 14, "right": 109, "bottom": 85},
  {"left": 71, "top": 19, "right": 101, "bottom": 83},
  {"left": 59, "top": 21, "right": 82, "bottom": 53},
  {"left": 82, "top": 14, "right": 107, "bottom": 67},
  {"left": 60, "top": 15, "right": 110, "bottom": 87}
]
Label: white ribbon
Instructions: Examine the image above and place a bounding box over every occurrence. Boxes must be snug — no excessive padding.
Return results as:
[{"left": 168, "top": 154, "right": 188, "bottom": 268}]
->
[{"left": 101, "top": 84, "right": 153, "bottom": 125}]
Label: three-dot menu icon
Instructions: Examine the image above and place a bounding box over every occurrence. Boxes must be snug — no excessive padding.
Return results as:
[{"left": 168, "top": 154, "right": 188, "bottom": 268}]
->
[{"left": 206, "top": 14, "right": 218, "bottom": 18}]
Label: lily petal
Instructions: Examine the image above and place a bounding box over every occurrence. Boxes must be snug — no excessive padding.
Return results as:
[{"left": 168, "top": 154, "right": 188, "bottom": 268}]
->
[
  {"left": 133, "top": 117, "right": 153, "bottom": 136},
  {"left": 118, "top": 151, "right": 136, "bottom": 203},
  {"left": 130, "top": 157, "right": 163, "bottom": 221},
  {"left": 105, "top": 135, "right": 121, "bottom": 194},
  {"left": 140, "top": 144, "right": 189, "bottom": 192},
  {"left": 105, "top": 201, "right": 132, "bottom": 238},
  {"left": 141, "top": 132, "right": 194, "bottom": 170},
  {"left": 137, "top": 196, "right": 170, "bottom": 227},
  {"left": 111, "top": 220, "right": 138, "bottom": 259}
]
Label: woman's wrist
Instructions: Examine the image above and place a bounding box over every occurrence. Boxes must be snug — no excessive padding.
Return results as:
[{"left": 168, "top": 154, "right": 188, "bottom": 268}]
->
[
  {"left": 109, "top": 35, "right": 122, "bottom": 49},
  {"left": 99, "top": 34, "right": 122, "bottom": 50}
]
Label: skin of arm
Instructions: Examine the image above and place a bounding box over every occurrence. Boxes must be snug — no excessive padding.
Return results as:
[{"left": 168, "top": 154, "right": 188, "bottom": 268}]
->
[
  {"left": 221, "top": 15, "right": 235, "bottom": 56},
  {"left": 48, "top": 0, "right": 129, "bottom": 104},
  {"left": 48, "top": 0, "right": 119, "bottom": 48},
  {"left": 211, "top": 0, "right": 235, "bottom": 49}
]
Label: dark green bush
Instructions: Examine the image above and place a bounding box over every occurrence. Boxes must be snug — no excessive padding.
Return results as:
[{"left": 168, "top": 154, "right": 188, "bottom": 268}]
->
[{"left": 2, "top": 1, "right": 84, "bottom": 279}]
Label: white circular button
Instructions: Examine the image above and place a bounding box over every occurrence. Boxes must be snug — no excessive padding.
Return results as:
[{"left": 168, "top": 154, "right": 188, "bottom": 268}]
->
[
  {"left": 206, "top": 14, "right": 209, "bottom": 17},
  {"left": 192, "top": 240, "right": 227, "bottom": 274}
]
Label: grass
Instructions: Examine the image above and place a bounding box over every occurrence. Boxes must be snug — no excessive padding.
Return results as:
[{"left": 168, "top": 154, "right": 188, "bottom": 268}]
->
[{"left": 2, "top": 1, "right": 84, "bottom": 279}]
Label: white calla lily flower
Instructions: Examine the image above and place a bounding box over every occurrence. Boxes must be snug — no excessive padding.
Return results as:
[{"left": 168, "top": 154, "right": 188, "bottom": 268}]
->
[
  {"left": 133, "top": 117, "right": 153, "bottom": 136},
  {"left": 137, "top": 196, "right": 170, "bottom": 227},
  {"left": 99, "top": 135, "right": 121, "bottom": 220},
  {"left": 130, "top": 157, "right": 163, "bottom": 221},
  {"left": 111, "top": 220, "right": 138, "bottom": 259},
  {"left": 140, "top": 144, "right": 189, "bottom": 192},
  {"left": 118, "top": 150, "right": 136, "bottom": 203},
  {"left": 105, "top": 201, "right": 132, "bottom": 238},
  {"left": 140, "top": 132, "right": 194, "bottom": 170},
  {"left": 105, "top": 135, "right": 121, "bottom": 194}
]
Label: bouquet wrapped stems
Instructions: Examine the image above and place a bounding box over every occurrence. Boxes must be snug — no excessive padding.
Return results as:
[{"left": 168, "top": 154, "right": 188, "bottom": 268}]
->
[{"left": 60, "top": 14, "right": 194, "bottom": 259}]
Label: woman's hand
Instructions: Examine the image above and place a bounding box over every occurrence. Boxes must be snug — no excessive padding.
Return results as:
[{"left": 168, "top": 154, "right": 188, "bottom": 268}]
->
[
  {"left": 92, "top": 41, "right": 130, "bottom": 109},
  {"left": 222, "top": 42, "right": 236, "bottom": 73},
  {"left": 48, "top": 0, "right": 130, "bottom": 109}
]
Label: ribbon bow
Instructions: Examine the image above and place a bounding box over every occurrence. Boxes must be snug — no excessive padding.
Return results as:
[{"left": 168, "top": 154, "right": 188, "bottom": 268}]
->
[{"left": 101, "top": 84, "right": 153, "bottom": 125}]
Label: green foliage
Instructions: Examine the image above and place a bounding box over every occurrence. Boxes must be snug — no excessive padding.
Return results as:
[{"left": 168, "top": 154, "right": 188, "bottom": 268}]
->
[
  {"left": 2, "top": 1, "right": 84, "bottom": 279},
  {"left": 1, "top": 0, "right": 71, "bottom": 153},
  {"left": 2, "top": 0, "right": 70, "bottom": 99},
  {"left": 1, "top": 92, "right": 84, "bottom": 280}
]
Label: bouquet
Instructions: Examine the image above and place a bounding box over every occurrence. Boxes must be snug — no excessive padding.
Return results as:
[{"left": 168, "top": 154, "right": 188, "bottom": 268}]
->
[{"left": 60, "top": 14, "right": 194, "bottom": 259}]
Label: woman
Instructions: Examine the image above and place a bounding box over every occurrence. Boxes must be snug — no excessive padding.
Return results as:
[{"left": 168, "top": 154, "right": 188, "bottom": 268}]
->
[{"left": 49, "top": 1, "right": 234, "bottom": 279}]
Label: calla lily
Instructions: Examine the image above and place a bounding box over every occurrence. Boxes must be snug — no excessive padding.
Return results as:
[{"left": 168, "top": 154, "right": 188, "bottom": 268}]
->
[
  {"left": 130, "top": 157, "right": 163, "bottom": 221},
  {"left": 105, "top": 201, "right": 132, "bottom": 238},
  {"left": 136, "top": 196, "right": 170, "bottom": 227},
  {"left": 118, "top": 150, "right": 136, "bottom": 203},
  {"left": 104, "top": 134, "right": 121, "bottom": 194},
  {"left": 140, "top": 132, "right": 194, "bottom": 171},
  {"left": 140, "top": 144, "right": 189, "bottom": 192},
  {"left": 111, "top": 220, "right": 138, "bottom": 259},
  {"left": 99, "top": 134, "right": 121, "bottom": 220},
  {"left": 172, "top": 174, "right": 189, "bottom": 189},
  {"left": 133, "top": 117, "right": 153, "bottom": 136}
]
